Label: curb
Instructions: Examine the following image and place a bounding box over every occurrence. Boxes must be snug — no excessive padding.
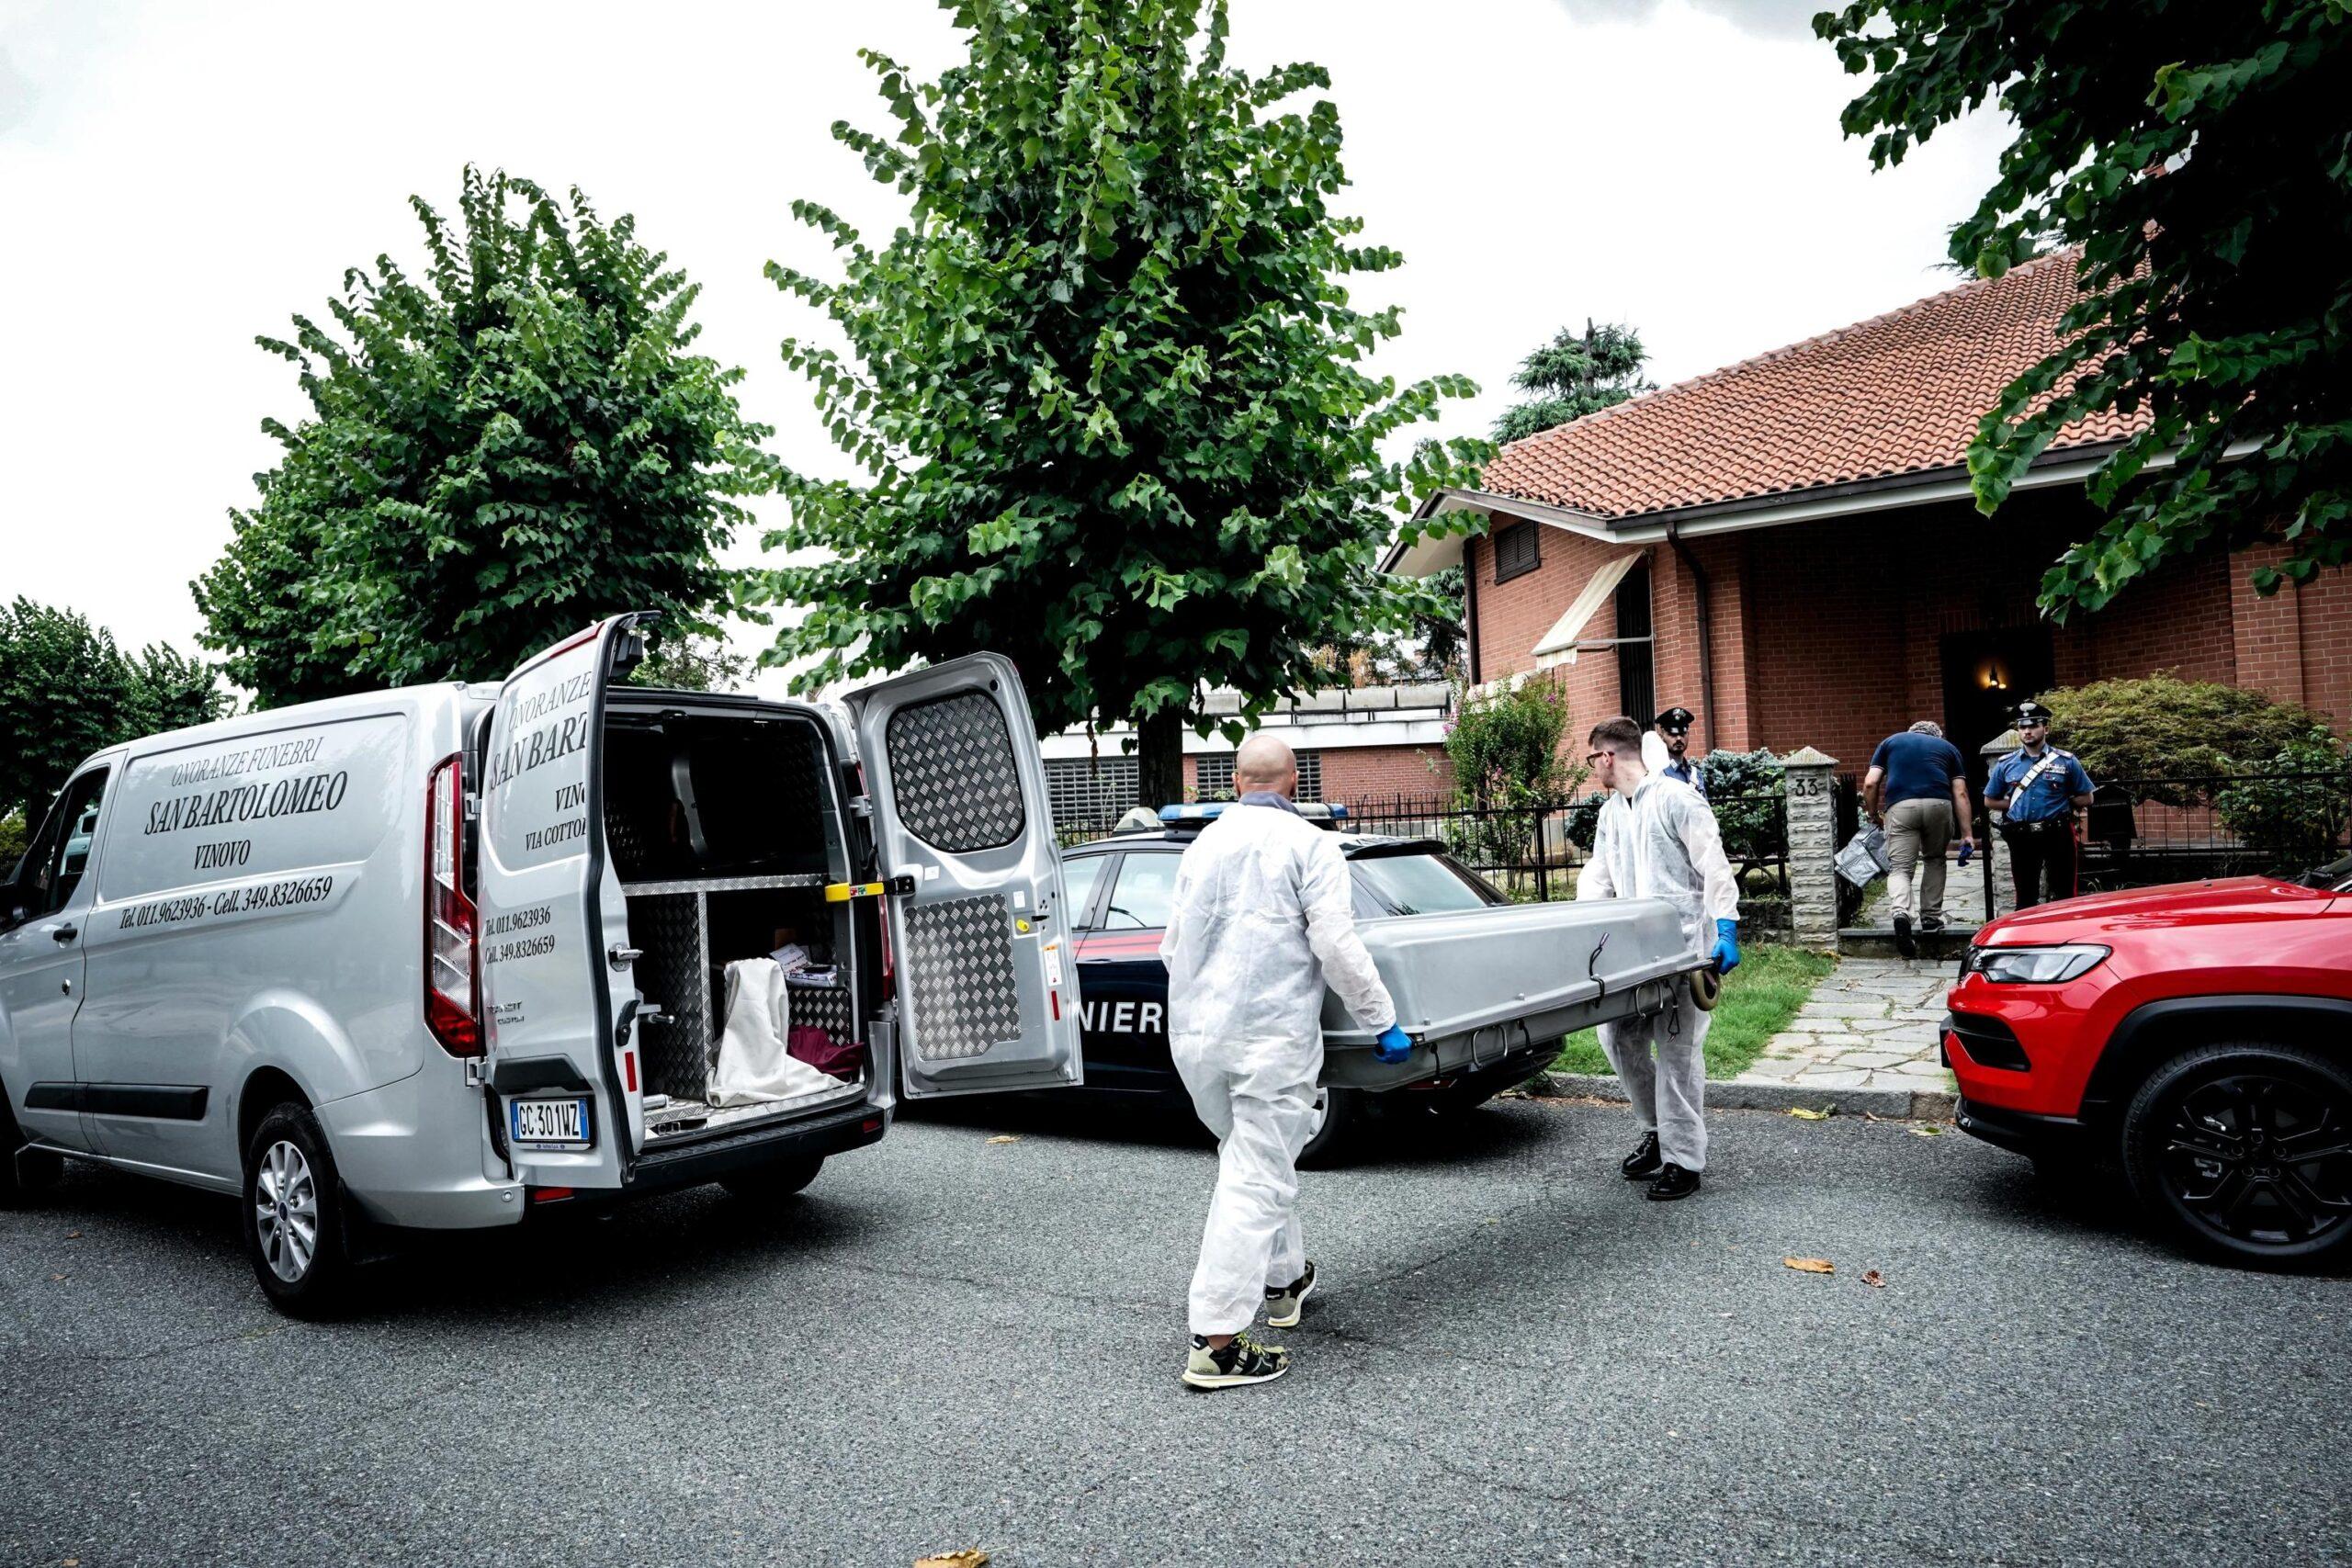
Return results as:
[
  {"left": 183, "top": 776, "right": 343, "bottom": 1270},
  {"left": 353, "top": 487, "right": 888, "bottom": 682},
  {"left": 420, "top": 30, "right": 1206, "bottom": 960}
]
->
[{"left": 1535, "top": 1070, "right": 1955, "bottom": 1122}]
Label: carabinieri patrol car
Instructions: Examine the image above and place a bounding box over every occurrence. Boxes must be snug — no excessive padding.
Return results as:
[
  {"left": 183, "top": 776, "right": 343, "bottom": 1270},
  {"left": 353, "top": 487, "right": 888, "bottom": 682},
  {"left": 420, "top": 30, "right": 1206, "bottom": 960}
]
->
[{"left": 1057, "top": 805, "right": 1551, "bottom": 1163}]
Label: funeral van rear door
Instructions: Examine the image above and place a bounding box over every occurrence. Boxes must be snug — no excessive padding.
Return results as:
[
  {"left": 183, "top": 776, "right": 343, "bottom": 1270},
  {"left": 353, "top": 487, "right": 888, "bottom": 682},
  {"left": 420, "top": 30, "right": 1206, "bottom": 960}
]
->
[
  {"left": 845, "top": 655, "right": 1083, "bottom": 1100},
  {"left": 476, "top": 614, "right": 652, "bottom": 1185}
]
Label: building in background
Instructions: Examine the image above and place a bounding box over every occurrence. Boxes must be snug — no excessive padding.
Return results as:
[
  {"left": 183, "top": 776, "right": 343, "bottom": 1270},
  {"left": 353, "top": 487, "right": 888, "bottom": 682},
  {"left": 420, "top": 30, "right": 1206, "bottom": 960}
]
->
[
  {"left": 1383, "top": 252, "right": 2352, "bottom": 791},
  {"left": 1040, "top": 683, "right": 1454, "bottom": 830}
]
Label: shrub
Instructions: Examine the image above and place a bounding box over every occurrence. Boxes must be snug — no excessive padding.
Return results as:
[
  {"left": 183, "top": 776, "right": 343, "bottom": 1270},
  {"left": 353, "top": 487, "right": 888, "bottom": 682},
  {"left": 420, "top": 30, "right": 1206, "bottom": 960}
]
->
[
  {"left": 0, "top": 810, "right": 26, "bottom": 877},
  {"left": 1694, "top": 749, "right": 1787, "bottom": 865},
  {"left": 2039, "top": 672, "right": 2332, "bottom": 805},
  {"left": 2214, "top": 730, "right": 2351, "bottom": 867},
  {"left": 1441, "top": 675, "right": 1586, "bottom": 866}
]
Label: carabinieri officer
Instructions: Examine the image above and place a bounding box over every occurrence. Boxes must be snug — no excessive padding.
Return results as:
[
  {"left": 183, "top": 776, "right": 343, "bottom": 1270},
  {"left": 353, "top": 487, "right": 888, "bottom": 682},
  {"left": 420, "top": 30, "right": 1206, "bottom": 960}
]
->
[{"left": 1984, "top": 701, "right": 2095, "bottom": 908}]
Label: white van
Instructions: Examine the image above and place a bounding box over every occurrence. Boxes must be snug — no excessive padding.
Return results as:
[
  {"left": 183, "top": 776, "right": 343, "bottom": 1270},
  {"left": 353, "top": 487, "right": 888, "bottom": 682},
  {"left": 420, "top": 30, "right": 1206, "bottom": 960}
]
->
[{"left": 0, "top": 615, "right": 1082, "bottom": 1313}]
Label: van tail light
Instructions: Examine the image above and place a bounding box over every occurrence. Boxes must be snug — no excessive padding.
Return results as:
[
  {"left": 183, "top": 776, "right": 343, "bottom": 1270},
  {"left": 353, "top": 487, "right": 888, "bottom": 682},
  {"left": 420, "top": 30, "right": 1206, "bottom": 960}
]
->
[{"left": 424, "top": 752, "right": 482, "bottom": 1056}]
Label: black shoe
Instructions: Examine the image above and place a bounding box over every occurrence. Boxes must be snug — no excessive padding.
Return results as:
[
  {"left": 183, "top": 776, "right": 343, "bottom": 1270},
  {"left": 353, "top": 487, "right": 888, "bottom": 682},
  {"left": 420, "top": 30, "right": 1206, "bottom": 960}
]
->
[
  {"left": 1645, "top": 1162, "right": 1702, "bottom": 1201},
  {"left": 1264, "top": 1261, "right": 1317, "bottom": 1328},
  {"left": 1920, "top": 916, "right": 1946, "bottom": 933},
  {"left": 1620, "top": 1131, "right": 1662, "bottom": 1179},
  {"left": 1182, "top": 1331, "right": 1290, "bottom": 1390},
  {"left": 1893, "top": 911, "right": 1917, "bottom": 959}
]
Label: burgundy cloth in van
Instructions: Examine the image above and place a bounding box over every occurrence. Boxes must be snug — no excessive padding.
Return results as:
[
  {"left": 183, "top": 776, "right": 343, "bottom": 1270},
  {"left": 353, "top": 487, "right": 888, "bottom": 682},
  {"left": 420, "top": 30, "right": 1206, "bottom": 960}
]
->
[{"left": 788, "top": 1025, "right": 863, "bottom": 1080}]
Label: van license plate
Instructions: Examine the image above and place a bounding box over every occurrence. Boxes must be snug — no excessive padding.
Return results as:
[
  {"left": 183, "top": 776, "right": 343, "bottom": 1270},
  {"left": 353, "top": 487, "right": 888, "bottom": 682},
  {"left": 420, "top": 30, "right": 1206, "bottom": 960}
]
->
[{"left": 509, "top": 1098, "right": 590, "bottom": 1147}]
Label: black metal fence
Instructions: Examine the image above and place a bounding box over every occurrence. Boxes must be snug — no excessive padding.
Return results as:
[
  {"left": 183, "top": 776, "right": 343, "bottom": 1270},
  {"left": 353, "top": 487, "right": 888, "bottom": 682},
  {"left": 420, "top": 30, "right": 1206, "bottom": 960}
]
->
[{"left": 2071, "top": 768, "right": 2352, "bottom": 891}]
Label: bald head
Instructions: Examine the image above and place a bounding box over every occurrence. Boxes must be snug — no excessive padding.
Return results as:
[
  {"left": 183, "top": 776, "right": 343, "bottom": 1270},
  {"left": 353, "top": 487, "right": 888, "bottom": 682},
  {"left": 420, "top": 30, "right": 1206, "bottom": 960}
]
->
[{"left": 1233, "top": 732, "right": 1298, "bottom": 796}]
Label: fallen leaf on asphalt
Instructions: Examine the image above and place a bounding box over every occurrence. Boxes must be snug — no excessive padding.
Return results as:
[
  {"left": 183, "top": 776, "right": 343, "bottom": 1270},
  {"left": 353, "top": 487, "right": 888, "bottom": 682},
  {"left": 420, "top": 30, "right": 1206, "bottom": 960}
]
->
[
  {"left": 1782, "top": 1258, "right": 1835, "bottom": 1274},
  {"left": 1787, "top": 1107, "right": 1835, "bottom": 1121},
  {"left": 983, "top": 1135, "right": 1019, "bottom": 1145},
  {"left": 915, "top": 1552, "right": 989, "bottom": 1568},
  {"left": 50, "top": 1274, "right": 68, "bottom": 1282},
  {"left": 63, "top": 1230, "right": 80, "bottom": 1239},
  {"left": 1906, "top": 1124, "right": 1946, "bottom": 1137},
  {"left": 1862, "top": 1269, "right": 1886, "bottom": 1289}
]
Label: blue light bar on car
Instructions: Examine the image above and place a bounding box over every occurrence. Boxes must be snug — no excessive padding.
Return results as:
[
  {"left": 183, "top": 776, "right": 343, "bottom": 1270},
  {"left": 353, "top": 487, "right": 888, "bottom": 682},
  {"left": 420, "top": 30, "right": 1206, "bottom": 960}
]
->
[{"left": 1157, "top": 801, "right": 1349, "bottom": 825}]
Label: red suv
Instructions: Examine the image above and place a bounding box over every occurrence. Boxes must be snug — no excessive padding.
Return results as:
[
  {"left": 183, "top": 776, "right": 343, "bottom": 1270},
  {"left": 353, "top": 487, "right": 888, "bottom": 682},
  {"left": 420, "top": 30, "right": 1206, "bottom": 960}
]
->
[{"left": 1945, "top": 853, "right": 2352, "bottom": 1269}]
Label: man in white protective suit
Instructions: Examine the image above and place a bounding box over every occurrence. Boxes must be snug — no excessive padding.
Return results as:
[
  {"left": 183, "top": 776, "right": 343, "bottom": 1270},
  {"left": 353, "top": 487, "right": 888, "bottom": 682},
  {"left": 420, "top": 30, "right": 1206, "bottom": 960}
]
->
[
  {"left": 1576, "top": 716, "right": 1743, "bottom": 1201},
  {"left": 1159, "top": 731, "right": 1412, "bottom": 1391}
]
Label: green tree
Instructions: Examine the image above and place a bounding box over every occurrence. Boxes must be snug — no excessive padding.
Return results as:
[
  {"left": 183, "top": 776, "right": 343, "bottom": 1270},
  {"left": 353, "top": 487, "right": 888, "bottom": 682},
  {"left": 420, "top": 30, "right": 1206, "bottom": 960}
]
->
[
  {"left": 195, "top": 166, "right": 772, "bottom": 708},
  {"left": 0, "top": 599, "right": 227, "bottom": 821},
  {"left": 1817, "top": 2, "right": 2352, "bottom": 615},
  {"left": 1491, "top": 320, "right": 1653, "bottom": 445},
  {"left": 629, "top": 629, "right": 752, "bottom": 692},
  {"left": 746, "top": 0, "right": 1487, "bottom": 804}
]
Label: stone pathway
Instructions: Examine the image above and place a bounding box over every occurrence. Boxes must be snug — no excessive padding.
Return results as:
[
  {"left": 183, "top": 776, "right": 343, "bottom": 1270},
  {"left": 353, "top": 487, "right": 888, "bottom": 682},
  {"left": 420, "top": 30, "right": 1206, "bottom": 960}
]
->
[{"left": 1734, "top": 956, "right": 1956, "bottom": 1103}]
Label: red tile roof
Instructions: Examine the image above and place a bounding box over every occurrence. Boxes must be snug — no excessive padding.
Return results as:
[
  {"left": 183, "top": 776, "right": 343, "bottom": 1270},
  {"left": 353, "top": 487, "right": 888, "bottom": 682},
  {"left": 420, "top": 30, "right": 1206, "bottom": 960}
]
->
[{"left": 1479, "top": 251, "right": 2150, "bottom": 520}]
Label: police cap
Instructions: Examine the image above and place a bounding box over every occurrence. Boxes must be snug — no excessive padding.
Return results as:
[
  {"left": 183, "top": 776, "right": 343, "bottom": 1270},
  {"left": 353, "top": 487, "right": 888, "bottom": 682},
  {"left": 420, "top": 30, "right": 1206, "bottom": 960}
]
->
[
  {"left": 1653, "top": 706, "right": 1696, "bottom": 734},
  {"left": 2014, "top": 700, "right": 2053, "bottom": 727}
]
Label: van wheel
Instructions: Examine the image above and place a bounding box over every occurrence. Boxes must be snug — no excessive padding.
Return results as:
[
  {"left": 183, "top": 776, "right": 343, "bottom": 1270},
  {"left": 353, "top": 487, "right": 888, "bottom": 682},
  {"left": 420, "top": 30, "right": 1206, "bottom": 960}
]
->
[
  {"left": 720, "top": 1154, "right": 825, "bottom": 1202},
  {"left": 242, "top": 1104, "right": 356, "bottom": 1317},
  {"left": 2121, "top": 1041, "right": 2352, "bottom": 1270},
  {"left": 0, "top": 1091, "right": 62, "bottom": 1206},
  {"left": 1297, "top": 1087, "right": 1359, "bottom": 1169}
]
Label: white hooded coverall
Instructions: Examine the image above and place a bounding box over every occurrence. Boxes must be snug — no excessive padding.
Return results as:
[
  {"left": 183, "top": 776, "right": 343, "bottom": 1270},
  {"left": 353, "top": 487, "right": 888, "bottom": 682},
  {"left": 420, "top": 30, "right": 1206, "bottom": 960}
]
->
[
  {"left": 1159, "top": 800, "right": 1397, "bottom": 1337},
  {"left": 1577, "top": 740, "right": 1741, "bottom": 1172}
]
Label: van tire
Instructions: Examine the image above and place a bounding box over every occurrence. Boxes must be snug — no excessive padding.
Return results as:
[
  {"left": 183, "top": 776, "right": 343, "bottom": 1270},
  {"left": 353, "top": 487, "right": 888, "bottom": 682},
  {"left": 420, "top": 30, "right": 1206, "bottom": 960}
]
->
[
  {"left": 719, "top": 1154, "right": 825, "bottom": 1202},
  {"left": 242, "top": 1103, "right": 356, "bottom": 1317},
  {"left": 0, "top": 1089, "right": 61, "bottom": 1206}
]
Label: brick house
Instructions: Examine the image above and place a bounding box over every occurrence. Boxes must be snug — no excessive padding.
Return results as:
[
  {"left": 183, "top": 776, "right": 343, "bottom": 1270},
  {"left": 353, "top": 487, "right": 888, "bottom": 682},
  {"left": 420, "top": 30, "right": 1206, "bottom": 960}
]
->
[{"left": 1383, "top": 252, "right": 2352, "bottom": 784}]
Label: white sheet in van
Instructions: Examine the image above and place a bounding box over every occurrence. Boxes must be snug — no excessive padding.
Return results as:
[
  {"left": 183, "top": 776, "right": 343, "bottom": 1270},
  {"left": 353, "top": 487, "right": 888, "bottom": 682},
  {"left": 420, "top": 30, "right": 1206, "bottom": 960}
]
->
[{"left": 710, "top": 959, "right": 844, "bottom": 1107}]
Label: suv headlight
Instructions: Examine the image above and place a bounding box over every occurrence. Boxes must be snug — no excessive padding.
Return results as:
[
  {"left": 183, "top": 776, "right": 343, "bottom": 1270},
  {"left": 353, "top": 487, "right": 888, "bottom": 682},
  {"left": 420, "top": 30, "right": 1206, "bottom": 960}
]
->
[{"left": 1962, "top": 944, "right": 2110, "bottom": 985}]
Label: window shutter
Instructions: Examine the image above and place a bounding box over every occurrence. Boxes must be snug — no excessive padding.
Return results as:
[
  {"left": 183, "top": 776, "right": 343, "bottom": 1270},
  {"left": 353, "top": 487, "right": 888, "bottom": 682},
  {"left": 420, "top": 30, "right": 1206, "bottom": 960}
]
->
[{"left": 1493, "top": 523, "right": 1541, "bottom": 583}]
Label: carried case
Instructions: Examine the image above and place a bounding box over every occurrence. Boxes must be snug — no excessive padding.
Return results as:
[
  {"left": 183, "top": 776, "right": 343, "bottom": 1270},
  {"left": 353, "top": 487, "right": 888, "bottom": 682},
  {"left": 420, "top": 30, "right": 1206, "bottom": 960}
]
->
[{"left": 1319, "top": 897, "right": 1702, "bottom": 1089}]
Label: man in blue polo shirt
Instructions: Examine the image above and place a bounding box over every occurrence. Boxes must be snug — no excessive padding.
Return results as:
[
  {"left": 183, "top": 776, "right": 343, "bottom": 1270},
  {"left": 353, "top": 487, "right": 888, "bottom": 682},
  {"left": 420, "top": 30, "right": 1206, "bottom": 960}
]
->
[
  {"left": 1863, "top": 719, "right": 1973, "bottom": 955},
  {"left": 1984, "top": 701, "right": 2096, "bottom": 908}
]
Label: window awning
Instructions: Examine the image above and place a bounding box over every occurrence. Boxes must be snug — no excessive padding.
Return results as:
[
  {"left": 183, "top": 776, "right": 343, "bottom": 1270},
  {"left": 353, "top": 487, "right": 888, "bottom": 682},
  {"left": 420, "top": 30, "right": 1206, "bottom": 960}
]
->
[{"left": 1532, "top": 551, "right": 1641, "bottom": 668}]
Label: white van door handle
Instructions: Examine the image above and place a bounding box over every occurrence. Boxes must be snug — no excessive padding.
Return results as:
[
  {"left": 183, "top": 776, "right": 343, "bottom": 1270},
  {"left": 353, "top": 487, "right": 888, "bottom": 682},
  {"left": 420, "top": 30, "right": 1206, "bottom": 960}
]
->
[
  {"left": 607, "top": 944, "right": 641, "bottom": 970},
  {"left": 46, "top": 922, "right": 76, "bottom": 945}
]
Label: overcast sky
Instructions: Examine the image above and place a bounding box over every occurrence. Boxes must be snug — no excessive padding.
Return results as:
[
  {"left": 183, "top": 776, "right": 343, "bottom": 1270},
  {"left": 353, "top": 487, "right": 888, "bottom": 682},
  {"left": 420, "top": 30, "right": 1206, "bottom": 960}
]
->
[{"left": 0, "top": 0, "right": 2005, "bottom": 696}]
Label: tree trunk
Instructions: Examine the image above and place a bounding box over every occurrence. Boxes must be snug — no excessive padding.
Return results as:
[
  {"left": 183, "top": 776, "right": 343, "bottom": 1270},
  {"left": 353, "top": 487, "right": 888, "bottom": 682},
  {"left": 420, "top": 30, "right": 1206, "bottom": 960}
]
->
[{"left": 1136, "top": 707, "right": 1186, "bottom": 810}]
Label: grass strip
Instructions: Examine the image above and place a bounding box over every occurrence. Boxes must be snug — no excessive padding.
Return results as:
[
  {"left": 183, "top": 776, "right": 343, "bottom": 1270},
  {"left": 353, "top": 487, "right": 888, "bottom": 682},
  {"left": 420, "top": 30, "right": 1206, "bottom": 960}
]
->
[{"left": 1552, "top": 944, "right": 1837, "bottom": 1079}]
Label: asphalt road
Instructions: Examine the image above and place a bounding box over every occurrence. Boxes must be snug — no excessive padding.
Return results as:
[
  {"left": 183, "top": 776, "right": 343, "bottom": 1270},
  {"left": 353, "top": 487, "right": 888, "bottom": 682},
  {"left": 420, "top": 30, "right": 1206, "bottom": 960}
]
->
[{"left": 3, "top": 1094, "right": 2346, "bottom": 1568}]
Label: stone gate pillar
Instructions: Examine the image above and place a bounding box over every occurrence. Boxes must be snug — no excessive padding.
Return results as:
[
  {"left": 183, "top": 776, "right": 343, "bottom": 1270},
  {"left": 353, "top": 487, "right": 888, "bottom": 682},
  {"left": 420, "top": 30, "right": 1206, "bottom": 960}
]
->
[
  {"left": 1980, "top": 728, "right": 2021, "bottom": 919},
  {"left": 1780, "top": 746, "right": 1839, "bottom": 951}
]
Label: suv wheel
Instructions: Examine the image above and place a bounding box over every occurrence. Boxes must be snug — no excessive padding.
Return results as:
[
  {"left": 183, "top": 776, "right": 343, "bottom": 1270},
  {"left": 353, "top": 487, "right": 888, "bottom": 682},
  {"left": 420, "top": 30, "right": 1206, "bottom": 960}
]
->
[
  {"left": 2122, "top": 1040, "right": 2352, "bottom": 1269},
  {"left": 242, "top": 1103, "right": 356, "bottom": 1316}
]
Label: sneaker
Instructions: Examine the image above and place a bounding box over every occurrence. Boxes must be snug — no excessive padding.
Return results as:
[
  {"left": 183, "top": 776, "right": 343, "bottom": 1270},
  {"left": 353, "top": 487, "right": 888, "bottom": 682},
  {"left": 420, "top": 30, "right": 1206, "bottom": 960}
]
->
[
  {"left": 1265, "top": 1261, "right": 1317, "bottom": 1328},
  {"left": 1920, "top": 915, "right": 1946, "bottom": 933},
  {"left": 1620, "top": 1130, "right": 1662, "bottom": 1180},
  {"left": 1182, "top": 1331, "right": 1290, "bottom": 1391},
  {"left": 1645, "top": 1162, "right": 1702, "bottom": 1201},
  {"left": 1893, "top": 911, "right": 1917, "bottom": 959}
]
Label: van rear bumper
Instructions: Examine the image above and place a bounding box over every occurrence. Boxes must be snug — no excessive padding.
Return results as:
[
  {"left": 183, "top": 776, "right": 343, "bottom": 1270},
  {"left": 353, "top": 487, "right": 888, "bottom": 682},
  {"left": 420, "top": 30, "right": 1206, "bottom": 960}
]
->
[
  {"left": 625, "top": 1099, "right": 888, "bottom": 1197},
  {"left": 317, "top": 1069, "right": 524, "bottom": 1230}
]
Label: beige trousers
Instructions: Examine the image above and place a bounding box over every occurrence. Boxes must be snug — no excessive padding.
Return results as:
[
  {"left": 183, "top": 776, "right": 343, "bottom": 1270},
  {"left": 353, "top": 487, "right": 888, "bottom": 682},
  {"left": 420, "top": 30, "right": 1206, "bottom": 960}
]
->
[{"left": 1883, "top": 797, "right": 1955, "bottom": 922}]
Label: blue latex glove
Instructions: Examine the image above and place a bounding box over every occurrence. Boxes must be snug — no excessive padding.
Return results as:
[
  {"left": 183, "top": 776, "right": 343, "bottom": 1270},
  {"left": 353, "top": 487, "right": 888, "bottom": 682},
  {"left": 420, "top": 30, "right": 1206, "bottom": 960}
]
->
[
  {"left": 1710, "top": 919, "right": 1742, "bottom": 976},
  {"left": 1374, "top": 1024, "right": 1413, "bottom": 1065},
  {"left": 1957, "top": 840, "right": 1975, "bottom": 867}
]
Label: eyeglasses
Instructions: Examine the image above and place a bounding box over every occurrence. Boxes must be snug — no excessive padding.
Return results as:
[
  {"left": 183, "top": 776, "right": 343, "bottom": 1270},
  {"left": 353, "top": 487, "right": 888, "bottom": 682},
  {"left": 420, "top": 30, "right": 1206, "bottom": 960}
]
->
[{"left": 1584, "top": 750, "right": 1608, "bottom": 765}]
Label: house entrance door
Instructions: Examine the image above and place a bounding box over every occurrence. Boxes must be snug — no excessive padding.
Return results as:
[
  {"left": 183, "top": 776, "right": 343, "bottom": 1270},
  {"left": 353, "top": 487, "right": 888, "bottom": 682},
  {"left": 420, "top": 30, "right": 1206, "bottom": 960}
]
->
[{"left": 1939, "top": 627, "right": 2054, "bottom": 794}]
